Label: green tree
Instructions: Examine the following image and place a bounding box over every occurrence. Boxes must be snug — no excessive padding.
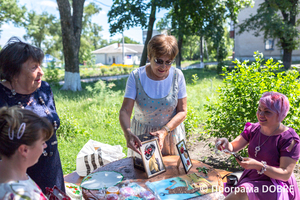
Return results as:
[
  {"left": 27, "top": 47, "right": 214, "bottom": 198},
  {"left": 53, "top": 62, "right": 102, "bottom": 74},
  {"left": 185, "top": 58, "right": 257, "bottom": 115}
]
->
[
  {"left": 0, "top": 0, "right": 26, "bottom": 36},
  {"left": 43, "top": 29, "right": 63, "bottom": 61},
  {"left": 109, "top": 36, "right": 141, "bottom": 44},
  {"left": 56, "top": 0, "right": 85, "bottom": 91},
  {"left": 157, "top": 0, "right": 253, "bottom": 67},
  {"left": 238, "top": 0, "right": 299, "bottom": 69},
  {"left": 79, "top": 3, "right": 103, "bottom": 65},
  {"left": 23, "top": 11, "right": 57, "bottom": 48},
  {"left": 181, "top": 35, "right": 200, "bottom": 60},
  {"left": 108, "top": 0, "right": 170, "bottom": 66}
]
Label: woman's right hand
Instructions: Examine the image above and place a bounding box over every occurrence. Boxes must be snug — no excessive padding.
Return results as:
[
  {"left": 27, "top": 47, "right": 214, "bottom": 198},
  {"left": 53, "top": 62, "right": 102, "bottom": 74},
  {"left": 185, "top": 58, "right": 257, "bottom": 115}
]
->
[
  {"left": 215, "top": 138, "right": 230, "bottom": 151},
  {"left": 124, "top": 131, "right": 142, "bottom": 155}
]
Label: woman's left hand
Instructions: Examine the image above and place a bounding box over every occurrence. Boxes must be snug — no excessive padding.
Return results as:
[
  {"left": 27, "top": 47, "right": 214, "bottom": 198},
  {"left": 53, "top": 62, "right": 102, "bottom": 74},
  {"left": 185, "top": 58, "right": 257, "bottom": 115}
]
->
[
  {"left": 237, "top": 157, "right": 263, "bottom": 170},
  {"left": 149, "top": 129, "right": 168, "bottom": 150}
]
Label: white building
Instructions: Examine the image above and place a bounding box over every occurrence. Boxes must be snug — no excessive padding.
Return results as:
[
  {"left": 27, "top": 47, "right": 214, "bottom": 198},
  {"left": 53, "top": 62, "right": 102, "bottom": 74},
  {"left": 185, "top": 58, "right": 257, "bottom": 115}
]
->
[
  {"left": 234, "top": 0, "right": 300, "bottom": 61},
  {"left": 92, "top": 43, "right": 144, "bottom": 65}
]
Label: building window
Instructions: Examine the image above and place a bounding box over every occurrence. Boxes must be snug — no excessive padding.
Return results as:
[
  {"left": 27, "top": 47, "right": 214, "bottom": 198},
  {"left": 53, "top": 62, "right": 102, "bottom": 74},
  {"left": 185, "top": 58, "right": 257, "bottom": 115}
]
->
[{"left": 265, "top": 39, "right": 274, "bottom": 50}]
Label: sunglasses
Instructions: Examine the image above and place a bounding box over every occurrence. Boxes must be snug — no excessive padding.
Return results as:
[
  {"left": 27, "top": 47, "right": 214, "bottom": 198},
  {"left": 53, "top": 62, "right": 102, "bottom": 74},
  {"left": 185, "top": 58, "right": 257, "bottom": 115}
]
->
[{"left": 154, "top": 58, "right": 174, "bottom": 66}]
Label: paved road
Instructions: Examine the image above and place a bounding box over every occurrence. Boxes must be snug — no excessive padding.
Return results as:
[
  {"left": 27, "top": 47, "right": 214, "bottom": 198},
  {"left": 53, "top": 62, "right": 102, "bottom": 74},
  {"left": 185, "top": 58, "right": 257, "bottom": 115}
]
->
[
  {"left": 182, "top": 62, "right": 218, "bottom": 70},
  {"left": 58, "top": 74, "right": 129, "bottom": 85},
  {"left": 58, "top": 62, "right": 219, "bottom": 85}
]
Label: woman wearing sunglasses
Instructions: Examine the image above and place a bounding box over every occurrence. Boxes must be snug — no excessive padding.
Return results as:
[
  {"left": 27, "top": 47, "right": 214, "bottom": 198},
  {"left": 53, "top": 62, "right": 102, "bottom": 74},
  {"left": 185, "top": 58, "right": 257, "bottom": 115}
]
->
[{"left": 119, "top": 34, "right": 187, "bottom": 157}]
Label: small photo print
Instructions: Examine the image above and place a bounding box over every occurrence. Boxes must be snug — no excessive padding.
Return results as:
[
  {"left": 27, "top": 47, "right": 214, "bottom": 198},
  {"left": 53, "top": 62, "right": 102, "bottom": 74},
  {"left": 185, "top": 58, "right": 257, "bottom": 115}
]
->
[
  {"left": 140, "top": 139, "right": 166, "bottom": 178},
  {"left": 176, "top": 139, "right": 193, "bottom": 173}
]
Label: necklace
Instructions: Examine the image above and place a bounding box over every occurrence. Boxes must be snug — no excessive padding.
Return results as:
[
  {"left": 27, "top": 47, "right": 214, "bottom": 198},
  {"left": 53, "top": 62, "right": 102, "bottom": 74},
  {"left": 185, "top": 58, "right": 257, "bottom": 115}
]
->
[
  {"left": 9, "top": 82, "right": 16, "bottom": 95},
  {"left": 9, "top": 87, "right": 58, "bottom": 130},
  {"left": 255, "top": 124, "right": 280, "bottom": 157}
]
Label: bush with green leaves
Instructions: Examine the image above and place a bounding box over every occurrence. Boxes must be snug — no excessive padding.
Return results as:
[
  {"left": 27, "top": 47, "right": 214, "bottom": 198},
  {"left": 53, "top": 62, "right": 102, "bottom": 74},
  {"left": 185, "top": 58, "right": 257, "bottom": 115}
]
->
[
  {"left": 204, "top": 52, "right": 300, "bottom": 160},
  {"left": 185, "top": 104, "right": 201, "bottom": 139},
  {"left": 44, "top": 61, "right": 59, "bottom": 85},
  {"left": 56, "top": 111, "right": 89, "bottom": 140}
]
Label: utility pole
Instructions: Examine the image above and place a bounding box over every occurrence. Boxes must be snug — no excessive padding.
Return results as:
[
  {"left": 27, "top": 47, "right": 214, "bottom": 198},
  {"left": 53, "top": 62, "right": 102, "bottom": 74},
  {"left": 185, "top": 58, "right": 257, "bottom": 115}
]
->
[
  {"left": 122, "top": 32, "right": 125, "bottom": 64},
  {"left": 200, "top": 35, "right": 204, "bottom": 68}
]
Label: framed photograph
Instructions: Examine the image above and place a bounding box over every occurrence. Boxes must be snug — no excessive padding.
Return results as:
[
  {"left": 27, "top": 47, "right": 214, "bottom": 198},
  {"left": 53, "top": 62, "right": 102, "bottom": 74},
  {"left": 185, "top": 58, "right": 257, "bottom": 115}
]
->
[
  {"left": 176, "top": 139, "right": 193, "bottom": 173},
  {"left": 133, "top": 155, "right": 145, "bottom": 172},
  {"left": 139, "top": 138, "right": 166, "bottom": 178}
]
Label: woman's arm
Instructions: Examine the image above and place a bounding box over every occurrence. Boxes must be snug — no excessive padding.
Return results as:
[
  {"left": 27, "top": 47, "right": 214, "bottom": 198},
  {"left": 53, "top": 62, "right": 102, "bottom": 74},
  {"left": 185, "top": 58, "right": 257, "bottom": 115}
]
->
[
  {"left": 150, "top": 97, "right": 187, "bottom": 149},
  {"left": 166, "top": 97, "right": 187, "bottom": 131},
  {"left": 119, "top": 98, "right": 142, "bottom": 154},
  {"left": 216, "top": 135, "right": 248, "bottom": 153},
  {"left": 238, "top": 140, "right": 298, "bottom": 181}
]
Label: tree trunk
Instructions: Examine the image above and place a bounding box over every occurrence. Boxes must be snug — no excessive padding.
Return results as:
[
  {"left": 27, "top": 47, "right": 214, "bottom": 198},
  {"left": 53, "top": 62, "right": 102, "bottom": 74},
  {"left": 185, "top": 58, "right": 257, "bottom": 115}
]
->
[
  {"left": 200, "top": 36, "right": 203, "bottom": 62},
  {"left": 176, "top": 33, "right": 183, "bottom": 69},
  {"left": 282, "top": 49, "right": 292, "bottom": 70},
  {"left": 140, "top": 1, "right": 156, "bottom": 67},
  {"left": 56, "top": 0, "right": 85, "bottom": 91}
]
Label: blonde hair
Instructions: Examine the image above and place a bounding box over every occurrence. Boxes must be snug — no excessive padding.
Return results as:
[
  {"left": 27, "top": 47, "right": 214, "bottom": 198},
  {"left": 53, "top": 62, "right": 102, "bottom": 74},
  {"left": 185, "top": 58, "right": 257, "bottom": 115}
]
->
[
  {"left": 147, "top": 34, "right": 179, "bottom": 60},
  {"left": 0, "top": 106, "right": 53, "bottom": 158}
]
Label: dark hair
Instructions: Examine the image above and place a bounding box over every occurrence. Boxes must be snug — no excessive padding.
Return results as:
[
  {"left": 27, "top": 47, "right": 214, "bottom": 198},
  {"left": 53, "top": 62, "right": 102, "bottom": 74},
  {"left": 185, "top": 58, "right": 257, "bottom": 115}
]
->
[
  {"left": 147, "top": 34, "right": 179, "bottom": 60},
  {"left": 0, "top": 37, "right": 44, "bottom": 82},
  {"left": 0, "top": 106, "right": 53, "bottom": 158}
]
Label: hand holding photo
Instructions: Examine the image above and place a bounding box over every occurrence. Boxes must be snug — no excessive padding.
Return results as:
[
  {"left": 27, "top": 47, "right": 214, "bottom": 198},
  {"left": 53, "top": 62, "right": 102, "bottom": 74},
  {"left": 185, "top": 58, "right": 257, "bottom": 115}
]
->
[
  {"left": 140, "top": 139, "right": 166, "bottom": 178},
  {"left": 176, "top": 140, "right": 193, "bottom": 173}
]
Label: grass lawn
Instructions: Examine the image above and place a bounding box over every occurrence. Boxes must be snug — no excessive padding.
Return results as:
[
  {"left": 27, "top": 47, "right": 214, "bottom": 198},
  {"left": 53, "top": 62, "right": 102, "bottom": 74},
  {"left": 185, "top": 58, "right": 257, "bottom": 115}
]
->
[{"left": 52, "top": 67, "right": 223, "bottom": 175}]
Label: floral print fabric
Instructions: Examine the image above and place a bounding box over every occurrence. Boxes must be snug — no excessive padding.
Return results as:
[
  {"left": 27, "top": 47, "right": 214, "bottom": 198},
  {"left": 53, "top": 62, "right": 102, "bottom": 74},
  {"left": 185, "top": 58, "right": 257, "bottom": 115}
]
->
[{"left": 0, "top": 176, "right": 47, "bottom": 200}]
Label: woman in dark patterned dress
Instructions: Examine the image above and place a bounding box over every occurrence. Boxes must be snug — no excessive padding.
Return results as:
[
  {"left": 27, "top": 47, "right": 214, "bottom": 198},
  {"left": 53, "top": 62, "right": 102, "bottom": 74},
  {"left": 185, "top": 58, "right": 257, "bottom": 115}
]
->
[{"left": 0, "top": 37, "right": 65, "bottom": 193}]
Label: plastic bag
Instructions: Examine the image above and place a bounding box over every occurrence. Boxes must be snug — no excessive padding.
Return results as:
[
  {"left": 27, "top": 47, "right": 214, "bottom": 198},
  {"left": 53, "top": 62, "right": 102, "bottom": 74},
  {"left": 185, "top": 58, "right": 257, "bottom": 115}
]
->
[{"left": 76, "top": 139, "right": 126, "bottom": 177}]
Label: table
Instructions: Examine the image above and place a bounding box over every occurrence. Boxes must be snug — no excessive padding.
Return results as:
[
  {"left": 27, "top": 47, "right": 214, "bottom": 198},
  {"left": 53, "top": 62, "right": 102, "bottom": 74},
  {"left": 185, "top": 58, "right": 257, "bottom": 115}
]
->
[{"left": 64, "top": 156, "right": 230, "bottom": 200}]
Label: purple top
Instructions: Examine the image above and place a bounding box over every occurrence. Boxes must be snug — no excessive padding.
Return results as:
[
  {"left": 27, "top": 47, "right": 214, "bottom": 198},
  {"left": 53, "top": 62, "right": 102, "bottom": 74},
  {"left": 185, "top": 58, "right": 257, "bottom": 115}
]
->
[{"left": 234, "top": 122, "right": 300, "bottom": 199}]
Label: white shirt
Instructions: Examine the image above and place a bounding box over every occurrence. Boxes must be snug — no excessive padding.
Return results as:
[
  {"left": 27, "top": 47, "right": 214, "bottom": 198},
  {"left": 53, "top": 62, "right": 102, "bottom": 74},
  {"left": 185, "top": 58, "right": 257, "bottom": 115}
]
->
[{"left": 124, "top": 66, "right": 187, "bottom": 100}]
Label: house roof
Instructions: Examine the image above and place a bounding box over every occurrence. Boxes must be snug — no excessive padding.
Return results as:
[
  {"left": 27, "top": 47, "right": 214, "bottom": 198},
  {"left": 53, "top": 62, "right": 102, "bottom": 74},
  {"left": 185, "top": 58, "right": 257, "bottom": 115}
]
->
[{"left": 92, "top": 43, "right": 144, "bottom": 54}]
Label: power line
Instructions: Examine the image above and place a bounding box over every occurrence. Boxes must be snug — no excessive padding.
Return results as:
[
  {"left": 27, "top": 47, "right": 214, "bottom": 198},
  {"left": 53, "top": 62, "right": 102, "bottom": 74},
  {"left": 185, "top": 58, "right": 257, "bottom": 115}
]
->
[{"left": 93, "top": 0, "right": 111, "bottom": 7}]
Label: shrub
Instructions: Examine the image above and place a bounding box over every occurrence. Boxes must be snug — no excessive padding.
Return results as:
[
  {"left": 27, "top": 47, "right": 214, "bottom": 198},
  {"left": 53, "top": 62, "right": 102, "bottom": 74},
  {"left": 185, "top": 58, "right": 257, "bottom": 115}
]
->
[
  {"left": 204, "top": 52, "right": 300, "bottom": 161},
  {"left": 86, "top": 79, "right": 116, "bottom": 100},
  {"left": 185, "top": 104, "right": 201, "bottom": 139},
  {"left": 44, "top": 61, "right": 59, "bottom": 85},
  {"left": 56, "top": 111, "right": 88, "bottom": 140},
  {"left": 191, "top": 74, "right": 199, "bottom": 85}
]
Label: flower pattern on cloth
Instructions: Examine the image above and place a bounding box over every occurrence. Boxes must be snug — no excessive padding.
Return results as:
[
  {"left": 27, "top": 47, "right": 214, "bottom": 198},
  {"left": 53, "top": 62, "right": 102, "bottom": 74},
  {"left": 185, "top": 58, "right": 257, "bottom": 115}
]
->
[
  {"left": 0, "top": 176, "right": 48, "bottom": 200},
  {"left": 128, "top": 67, "right": 186, "bottom": 157}
]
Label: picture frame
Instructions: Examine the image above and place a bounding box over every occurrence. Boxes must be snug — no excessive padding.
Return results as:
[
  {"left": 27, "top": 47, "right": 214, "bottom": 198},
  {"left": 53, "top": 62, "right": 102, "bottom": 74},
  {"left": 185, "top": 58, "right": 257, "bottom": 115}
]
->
[
  {"left": 176, "top": 139, "right": 193, "bottom": 173},
  {"left": 139, "top": 138, "right": 166, "bottom": 178}
]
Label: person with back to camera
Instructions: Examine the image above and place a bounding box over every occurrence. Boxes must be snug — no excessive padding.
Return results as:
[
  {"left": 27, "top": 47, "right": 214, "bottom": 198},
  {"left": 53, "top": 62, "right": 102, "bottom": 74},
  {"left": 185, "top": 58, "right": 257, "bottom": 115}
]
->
[
  {"left": 119, "top": 34, "right": 187, "bottom": 156},
  {"left": 0, "top": 37, "right": 65, "bottom": 193},
  {"left": 0, "top": 106, "right": 53, "bottom": 199},
  {"left": 215, "top": 92, "right": 300, "bottom": 200}
]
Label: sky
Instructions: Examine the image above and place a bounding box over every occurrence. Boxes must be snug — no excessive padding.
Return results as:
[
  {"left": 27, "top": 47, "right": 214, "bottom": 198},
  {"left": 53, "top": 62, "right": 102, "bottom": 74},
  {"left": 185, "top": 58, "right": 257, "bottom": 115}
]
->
[{"left": 0, "top": 0, "right": 168, "bottom": 47}]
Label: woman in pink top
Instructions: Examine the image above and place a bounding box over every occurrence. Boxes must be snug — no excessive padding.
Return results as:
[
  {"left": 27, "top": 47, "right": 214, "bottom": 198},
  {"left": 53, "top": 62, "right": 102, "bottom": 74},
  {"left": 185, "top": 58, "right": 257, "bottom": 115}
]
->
[{"left": 0, "top": 106, "right": 53, "bottom": 199}]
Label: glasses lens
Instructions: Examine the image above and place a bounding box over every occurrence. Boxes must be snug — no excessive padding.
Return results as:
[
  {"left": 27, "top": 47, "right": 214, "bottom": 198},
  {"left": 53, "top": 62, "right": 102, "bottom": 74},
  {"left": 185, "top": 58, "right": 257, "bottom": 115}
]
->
[
  {"left": 154, "top": 58, "right": 173, "bottom": 65},
  {"left": 155, "top": 58, "right": 164, "bottom": 65},
  {"left": 165, "top": 60, "right": 173, "bottom": 65}
]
